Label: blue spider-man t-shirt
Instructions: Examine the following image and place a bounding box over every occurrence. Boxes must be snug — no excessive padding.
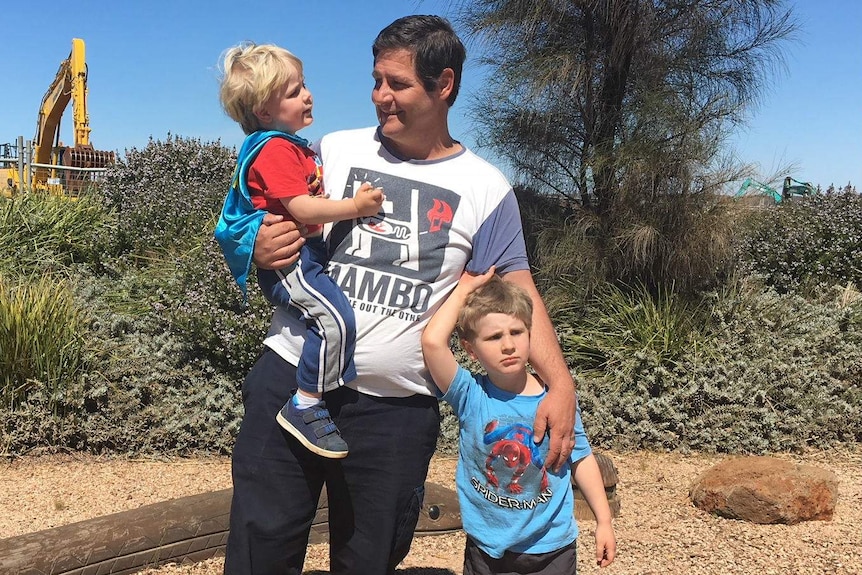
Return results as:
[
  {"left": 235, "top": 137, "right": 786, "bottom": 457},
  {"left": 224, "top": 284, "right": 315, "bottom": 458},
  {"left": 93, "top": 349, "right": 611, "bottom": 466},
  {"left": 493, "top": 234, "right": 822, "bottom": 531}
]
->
[{"left": 442, "top": 366, "right": 591, "bottom": 559}]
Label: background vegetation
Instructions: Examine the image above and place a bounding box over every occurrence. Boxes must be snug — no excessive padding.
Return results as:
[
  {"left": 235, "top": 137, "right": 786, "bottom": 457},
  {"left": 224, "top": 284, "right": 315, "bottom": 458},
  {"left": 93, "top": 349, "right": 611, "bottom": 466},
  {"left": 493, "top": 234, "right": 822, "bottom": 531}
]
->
[
  {"left": 1, "top": 135, "right": 859, "bottom": 456},
  {"left": 2, "top": 1, "right": 860, "bottom": 457}
]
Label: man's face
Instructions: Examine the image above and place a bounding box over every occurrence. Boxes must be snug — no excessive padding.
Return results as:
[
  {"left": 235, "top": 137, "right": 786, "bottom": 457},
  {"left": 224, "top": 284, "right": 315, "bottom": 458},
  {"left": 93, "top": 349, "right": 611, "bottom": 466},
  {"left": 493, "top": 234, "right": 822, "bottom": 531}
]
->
[{"left": 371, "top": 48, "right": 441, "bottom": 153}]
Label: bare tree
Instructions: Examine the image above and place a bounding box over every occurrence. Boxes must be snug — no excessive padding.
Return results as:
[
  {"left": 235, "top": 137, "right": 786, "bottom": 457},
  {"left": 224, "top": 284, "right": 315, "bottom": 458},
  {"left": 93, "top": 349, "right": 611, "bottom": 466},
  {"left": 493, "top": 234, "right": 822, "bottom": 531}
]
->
[
  {"left": 458, "top": 0, "right": 796, "bottom": 213},
  {"left": 456, "top": 0, "right": 797, "bottom": 294}
]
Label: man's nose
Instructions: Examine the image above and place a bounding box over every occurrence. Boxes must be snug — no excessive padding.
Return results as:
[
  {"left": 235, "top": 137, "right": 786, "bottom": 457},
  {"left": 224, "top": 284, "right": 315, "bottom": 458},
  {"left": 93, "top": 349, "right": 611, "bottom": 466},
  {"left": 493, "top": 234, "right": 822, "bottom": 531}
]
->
[{"left": 374, "top": 83, "right": 393, "bottom": 103}]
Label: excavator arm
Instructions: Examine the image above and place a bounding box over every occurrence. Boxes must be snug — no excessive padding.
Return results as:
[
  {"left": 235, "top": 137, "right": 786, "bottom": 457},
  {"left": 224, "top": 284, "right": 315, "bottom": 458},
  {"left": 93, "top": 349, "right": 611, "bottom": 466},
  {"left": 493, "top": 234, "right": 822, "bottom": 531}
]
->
[
  {"left": 735, "top": 177, "right": 782, "bottom": 203},
  {"left": 736, "top": 177, "right": 817, "bottom": 204},
  {"left": 31, "top": 38, "right": 112, "bottom": 194}
]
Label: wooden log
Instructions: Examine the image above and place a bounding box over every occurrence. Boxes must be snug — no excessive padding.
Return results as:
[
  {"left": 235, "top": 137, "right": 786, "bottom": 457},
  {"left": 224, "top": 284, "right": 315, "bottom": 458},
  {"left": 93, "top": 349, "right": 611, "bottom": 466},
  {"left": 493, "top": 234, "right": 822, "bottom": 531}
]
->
[
  {"left": 0, "top": 483, "right": 461, "bottom": 575},
  {"left": 572, "top": 452, "right": 622, "bottom": 522}
]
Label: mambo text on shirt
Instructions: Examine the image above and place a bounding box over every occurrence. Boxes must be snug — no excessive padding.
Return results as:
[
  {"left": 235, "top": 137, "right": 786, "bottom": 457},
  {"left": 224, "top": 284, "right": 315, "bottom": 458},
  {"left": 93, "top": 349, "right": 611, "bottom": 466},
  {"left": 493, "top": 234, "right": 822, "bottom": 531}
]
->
[{"left": 329, "top": 264, "right": 432, "bottom": 322}]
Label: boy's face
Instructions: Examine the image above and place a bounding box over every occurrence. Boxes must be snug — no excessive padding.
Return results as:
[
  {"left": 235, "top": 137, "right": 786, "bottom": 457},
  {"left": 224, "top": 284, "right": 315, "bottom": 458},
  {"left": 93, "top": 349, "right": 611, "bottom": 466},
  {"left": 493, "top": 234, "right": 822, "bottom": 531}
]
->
[
  {"left": 462, "top": 313, "right": 531, "bottom": 378},
  {"left": 257, "top": 74, "right": 313, "bottom": 133}
]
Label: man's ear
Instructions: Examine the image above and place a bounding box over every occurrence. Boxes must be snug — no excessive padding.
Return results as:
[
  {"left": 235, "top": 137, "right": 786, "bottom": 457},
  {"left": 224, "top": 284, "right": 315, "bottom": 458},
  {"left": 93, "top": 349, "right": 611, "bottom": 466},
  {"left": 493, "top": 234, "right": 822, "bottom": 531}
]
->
[{"left": 437, "top": 68, "right": 455, "bottom": 101}]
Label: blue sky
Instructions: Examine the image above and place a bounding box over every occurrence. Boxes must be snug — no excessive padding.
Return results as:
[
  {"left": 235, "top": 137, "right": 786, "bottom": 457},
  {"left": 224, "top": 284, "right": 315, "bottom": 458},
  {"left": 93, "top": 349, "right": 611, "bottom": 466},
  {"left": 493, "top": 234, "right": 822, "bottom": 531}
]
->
[{"left": 1, "top": 0, "right": 858, "bottom": 191}]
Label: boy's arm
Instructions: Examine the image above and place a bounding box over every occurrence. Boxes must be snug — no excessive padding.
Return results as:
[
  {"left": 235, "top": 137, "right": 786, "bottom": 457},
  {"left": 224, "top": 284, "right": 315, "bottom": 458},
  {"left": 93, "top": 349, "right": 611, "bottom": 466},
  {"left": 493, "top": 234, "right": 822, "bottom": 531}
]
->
[
  {"left": 281, "top": 182, "right": 384, "bottom": 225},
  {"left": 572, "top": 454, "right": 617, "bottom": 567},
  {"left": 502, "top": 269, "right": 577, "bottom": 471},
  {"left": 422, "top": 268, "right": 496, "bottom": 394}
]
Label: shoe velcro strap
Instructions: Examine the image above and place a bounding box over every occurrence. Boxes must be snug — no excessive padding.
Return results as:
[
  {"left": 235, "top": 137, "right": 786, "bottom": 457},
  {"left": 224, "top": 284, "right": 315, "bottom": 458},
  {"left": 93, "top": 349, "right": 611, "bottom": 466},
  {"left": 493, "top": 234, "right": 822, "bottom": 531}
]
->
[
  {"left": 314, "top": 422, "right": 339, "bottom": 438},
  {"left": 302, "top": 409, "right": 331, "bottom": 424}
]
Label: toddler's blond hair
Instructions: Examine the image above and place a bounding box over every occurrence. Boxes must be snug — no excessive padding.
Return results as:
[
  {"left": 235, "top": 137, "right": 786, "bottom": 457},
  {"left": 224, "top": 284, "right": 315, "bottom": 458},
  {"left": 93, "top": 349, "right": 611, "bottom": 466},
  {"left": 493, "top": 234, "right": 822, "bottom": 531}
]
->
[{"left": 219, "top": 42, "right": 303, "bottom": 134}]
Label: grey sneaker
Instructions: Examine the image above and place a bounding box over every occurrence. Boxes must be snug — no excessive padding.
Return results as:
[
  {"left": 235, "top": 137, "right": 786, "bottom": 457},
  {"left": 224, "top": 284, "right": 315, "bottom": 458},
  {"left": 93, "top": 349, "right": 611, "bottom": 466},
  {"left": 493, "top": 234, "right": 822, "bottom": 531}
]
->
[{"left": 276, "top": 399, "right": 349, "bottom": 459}]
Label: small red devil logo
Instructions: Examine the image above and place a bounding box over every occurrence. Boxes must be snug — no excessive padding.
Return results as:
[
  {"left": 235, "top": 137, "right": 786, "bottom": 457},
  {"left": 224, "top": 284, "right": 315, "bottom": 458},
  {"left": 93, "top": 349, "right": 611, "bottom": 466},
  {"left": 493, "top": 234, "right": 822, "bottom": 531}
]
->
[{"left": 427, "top": 199, "right": 453, "bottom": 232}]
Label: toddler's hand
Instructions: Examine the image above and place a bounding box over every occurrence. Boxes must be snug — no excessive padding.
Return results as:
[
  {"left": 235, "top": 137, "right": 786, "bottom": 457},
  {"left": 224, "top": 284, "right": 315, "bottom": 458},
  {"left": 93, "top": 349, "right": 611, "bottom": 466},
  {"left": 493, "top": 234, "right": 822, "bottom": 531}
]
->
[{"left": 353, "top": 182, "right": 385, "bottom": 217}]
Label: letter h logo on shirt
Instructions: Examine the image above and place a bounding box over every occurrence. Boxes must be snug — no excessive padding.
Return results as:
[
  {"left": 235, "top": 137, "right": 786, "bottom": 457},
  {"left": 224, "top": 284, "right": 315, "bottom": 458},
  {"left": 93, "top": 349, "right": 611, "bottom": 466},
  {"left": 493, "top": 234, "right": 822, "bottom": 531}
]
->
[{"left": 331, "top": 169, "right": 460, "bottom": 283}]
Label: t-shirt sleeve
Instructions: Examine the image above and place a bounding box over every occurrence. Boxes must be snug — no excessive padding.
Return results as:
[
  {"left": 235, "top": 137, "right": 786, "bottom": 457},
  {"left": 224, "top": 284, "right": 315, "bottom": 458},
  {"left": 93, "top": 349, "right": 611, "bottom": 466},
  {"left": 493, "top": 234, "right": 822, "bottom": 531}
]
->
[
  {"left": 465, "top": 189, "right": 530, "bottom": 275},
  {"left": 249, "top": 139, "right": 309, "bottom": 201},
  {"left": 569, "top": 405, "right": 593, "bottom": 464},
  {"left": 441, "top": 366, "right": 476, "bottom": 419}
]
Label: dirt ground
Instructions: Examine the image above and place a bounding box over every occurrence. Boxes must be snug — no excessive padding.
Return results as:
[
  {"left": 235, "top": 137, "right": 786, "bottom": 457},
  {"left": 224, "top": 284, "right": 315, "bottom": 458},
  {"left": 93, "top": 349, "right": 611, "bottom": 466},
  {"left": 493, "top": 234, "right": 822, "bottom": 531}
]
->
[{"left": 1, "top": 447, "right": 860, "bottom": 575}]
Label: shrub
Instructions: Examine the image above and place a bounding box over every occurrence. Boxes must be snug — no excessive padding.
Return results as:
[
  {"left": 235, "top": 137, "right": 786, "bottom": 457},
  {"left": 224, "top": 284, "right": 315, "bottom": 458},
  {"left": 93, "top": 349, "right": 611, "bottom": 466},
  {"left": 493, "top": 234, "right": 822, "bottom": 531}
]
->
[
  {"left": 76, "top": 321, "right": 243, "bottom": 455},
  {"left": 0, "top": 134, "right": 248, "bottom": 455},
  {"left": 0, "top": 311, "right": 244, "bottom": 455},
  {"left": 100, "top": 134, "right": 235, "bottom": 257},
  {"left": 577, "top": 282, "right": 862, "bottom": 453},
  {"left": 0, "top": 192, "right": 113, "bottom": 276},
  {"left": 739, "top": 190, "right": 862, "bottom": 294},
  {"left": 0, "top": 274, "right": 93, "bottom": 414},
  {"left": 526, "top": 180, "right": 744, "bottom": 306},
  {"left": 558, "top": 282, "right": 704, "bottom": 380},
  {"left": 157, "top": 236, "right": 274, "bottom": 379}
]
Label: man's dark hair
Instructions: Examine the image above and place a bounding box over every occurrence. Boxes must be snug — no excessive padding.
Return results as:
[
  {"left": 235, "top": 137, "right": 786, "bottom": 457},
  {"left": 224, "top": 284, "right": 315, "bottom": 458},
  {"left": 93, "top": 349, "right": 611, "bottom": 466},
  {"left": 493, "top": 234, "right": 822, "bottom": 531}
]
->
[{"left": 373, "top": 15, "right": 466, "bottom": 107}]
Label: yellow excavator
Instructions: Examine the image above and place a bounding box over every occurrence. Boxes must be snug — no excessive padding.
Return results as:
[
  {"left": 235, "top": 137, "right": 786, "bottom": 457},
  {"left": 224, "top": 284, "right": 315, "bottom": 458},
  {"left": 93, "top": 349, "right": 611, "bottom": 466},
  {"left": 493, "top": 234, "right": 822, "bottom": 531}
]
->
[{"left": 2, "top": 38, "right": 114, "bottom": 197}]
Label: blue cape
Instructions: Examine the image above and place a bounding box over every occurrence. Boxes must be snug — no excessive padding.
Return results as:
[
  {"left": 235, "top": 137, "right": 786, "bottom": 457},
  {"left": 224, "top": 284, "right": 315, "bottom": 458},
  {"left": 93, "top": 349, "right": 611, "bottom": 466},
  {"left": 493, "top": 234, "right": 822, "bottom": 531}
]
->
[{"left": 213, "top": 130, "right": 310, "bottom": 300}]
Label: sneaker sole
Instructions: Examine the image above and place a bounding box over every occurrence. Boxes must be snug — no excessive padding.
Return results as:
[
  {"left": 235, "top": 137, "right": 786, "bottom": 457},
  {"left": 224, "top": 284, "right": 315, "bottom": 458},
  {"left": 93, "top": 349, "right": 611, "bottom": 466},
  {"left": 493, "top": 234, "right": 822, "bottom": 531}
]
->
[{"left": 276, "top": 412, "right": 349, "bottom": 459}]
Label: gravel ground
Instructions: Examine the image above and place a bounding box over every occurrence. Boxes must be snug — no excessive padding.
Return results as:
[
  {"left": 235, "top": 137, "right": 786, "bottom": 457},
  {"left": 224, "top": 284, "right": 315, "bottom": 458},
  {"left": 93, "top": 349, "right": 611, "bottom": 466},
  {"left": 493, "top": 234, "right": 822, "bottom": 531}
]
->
[{"left": 1, "top": 447, "right": 859, "bottom": 575}]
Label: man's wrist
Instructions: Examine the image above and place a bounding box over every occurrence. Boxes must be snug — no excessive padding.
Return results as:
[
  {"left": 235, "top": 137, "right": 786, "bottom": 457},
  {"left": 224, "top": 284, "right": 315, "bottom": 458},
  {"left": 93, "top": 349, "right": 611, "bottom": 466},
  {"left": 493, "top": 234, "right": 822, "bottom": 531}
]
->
[{"left": 545, "top": 377, "right": 576, "bottom": 395}]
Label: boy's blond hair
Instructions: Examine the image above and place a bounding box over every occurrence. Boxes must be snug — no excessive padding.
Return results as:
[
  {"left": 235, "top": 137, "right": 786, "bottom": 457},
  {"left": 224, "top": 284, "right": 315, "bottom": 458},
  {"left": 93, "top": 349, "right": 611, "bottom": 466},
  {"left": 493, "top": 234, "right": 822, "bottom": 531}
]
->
[
  {"left": 456, "top": 275, "right": 533, "bottom": 341},
  {"left": 219, "top": 42, "right": 303, "bottom": 135}
]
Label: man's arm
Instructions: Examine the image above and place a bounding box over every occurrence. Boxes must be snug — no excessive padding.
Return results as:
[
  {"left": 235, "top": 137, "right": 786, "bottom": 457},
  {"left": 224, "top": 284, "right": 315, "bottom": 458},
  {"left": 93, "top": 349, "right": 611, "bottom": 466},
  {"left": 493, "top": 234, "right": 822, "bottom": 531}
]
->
[
  {"left": 501, "top": 269, "right": 577, "bottom": 471},
  {"left": 422, "top": 269, "right": 496, "bottom": 394},
  {"left": 252, "top": 213, "right": 305, "bottom": 270}
]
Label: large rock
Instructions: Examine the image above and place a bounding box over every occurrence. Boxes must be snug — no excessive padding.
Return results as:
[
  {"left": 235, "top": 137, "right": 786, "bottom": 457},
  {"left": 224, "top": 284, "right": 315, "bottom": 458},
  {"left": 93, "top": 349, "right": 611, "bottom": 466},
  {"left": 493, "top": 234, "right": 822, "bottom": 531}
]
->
[{"left": 689, "top": 456, "right": 839, "bottom": 524}]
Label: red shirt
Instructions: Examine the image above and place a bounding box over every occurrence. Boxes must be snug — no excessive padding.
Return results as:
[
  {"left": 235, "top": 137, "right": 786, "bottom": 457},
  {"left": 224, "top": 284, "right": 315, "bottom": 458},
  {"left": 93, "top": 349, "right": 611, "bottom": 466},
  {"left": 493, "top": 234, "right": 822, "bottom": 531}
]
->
[{"left": 247, "top": 138, "right": 323, "bottom": 235}]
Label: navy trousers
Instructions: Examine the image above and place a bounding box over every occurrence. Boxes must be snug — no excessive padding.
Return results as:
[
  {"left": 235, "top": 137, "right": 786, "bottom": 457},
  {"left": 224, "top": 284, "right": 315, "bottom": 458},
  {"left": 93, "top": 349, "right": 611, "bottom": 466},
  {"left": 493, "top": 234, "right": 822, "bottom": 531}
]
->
[
  {"left": 224, "top": 349, "right": 440, "bottom": 575},
  {"left": 257, "top": 236, "right": 357, "bottom": 394}
]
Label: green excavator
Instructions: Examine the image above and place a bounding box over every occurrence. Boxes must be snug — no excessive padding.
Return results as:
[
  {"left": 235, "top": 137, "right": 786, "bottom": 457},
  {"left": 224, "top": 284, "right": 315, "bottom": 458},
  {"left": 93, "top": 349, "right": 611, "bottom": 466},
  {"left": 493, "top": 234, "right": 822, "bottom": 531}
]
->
[{"left": 735, "top": 176, "right": 817, "bottom": 203}]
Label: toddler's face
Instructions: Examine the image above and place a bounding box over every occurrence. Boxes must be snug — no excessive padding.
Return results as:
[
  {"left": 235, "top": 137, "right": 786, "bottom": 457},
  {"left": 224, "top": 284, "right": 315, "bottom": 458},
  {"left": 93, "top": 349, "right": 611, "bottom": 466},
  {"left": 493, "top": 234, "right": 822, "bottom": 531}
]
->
[{"left": 259, "top": 75, "right": 313, "bottom": 134}]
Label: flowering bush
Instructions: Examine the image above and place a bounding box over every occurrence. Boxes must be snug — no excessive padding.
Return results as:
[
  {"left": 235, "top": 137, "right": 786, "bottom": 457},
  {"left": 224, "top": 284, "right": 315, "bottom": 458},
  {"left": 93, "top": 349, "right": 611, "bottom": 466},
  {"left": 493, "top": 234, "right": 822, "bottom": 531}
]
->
[
  {"left": 100, "top": 134, "right": 235, "bottom": 256},
  {"left": 158, "top": 236, "right": 274, "bottom": 377},
  {"left": 576, "top": 282, "right": 862, "bottom": 453},
  {"left": 739, "top": 190, "right": 862, "bottom": 294}
]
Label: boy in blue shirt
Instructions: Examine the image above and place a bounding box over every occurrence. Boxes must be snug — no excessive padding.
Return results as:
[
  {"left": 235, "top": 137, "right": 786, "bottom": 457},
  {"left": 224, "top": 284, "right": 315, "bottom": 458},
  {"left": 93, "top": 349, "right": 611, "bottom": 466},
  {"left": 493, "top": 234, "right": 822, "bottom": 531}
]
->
[{"left": 422, "top": 268, "right": 616, "bottom": 573}]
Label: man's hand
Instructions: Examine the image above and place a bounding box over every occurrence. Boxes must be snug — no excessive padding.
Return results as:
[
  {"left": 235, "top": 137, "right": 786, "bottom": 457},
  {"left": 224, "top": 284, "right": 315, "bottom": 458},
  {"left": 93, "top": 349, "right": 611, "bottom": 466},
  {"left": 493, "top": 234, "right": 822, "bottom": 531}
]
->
[
  {"left": 533, "top": 383, "right": 576, "bottom": 472},
  {"left": 252, "top": 213, "right": 305, "bottom": 270}
]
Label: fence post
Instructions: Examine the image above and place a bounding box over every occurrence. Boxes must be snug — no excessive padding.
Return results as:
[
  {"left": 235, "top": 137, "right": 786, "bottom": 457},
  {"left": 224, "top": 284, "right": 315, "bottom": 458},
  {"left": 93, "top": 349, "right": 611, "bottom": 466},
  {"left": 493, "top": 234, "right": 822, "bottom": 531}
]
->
[
  {"left": 25, "top": 139, "right": 33, "bottom": 189},
  {"left": 17, "top": 136, "right": 24, "bottom": 191}
]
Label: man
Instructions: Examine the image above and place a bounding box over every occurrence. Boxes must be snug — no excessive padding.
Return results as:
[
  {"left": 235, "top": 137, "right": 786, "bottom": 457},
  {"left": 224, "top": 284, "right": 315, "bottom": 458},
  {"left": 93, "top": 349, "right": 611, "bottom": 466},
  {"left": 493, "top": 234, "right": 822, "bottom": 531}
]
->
[{"left": 225, "top": 15, "right": 577, "bottom": 575}]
